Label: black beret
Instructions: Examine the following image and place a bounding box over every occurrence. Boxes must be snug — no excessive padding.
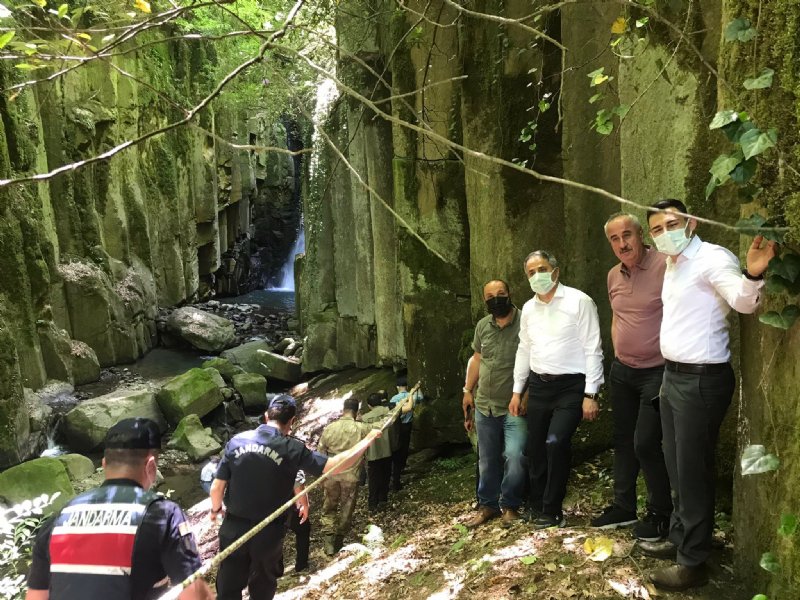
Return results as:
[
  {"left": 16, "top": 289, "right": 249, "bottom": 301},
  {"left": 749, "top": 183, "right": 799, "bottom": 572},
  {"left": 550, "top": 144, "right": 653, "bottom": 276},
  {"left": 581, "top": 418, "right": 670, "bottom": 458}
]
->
[{"left": 104, "top": 418, "right": 161, "bottom": 450}]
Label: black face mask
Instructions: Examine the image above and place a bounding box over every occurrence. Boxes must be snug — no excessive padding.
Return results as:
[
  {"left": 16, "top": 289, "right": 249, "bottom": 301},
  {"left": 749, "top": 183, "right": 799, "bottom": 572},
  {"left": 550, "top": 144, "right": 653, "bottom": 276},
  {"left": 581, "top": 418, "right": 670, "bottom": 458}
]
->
[{"left": 486, "top": 295, "right": 512, "bottom": 317}]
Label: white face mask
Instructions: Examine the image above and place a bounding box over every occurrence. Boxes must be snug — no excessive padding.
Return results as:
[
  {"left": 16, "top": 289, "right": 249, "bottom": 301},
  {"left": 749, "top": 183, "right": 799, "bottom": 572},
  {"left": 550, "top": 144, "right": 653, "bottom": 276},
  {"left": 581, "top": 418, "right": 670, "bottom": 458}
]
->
[
  {"left": 653, "top": 221, "right": 692, "bottom": 256},
  {"left": 529, "top": 271, "right": 556, "bottom": 295}
]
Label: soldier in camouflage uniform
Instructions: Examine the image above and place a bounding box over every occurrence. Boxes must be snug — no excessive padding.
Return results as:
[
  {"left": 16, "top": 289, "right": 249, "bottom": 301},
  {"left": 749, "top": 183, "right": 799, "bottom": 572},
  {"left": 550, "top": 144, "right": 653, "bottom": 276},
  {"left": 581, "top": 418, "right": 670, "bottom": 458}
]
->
[{"left": 317, "top": 397, "right": 372, "bottom": 555}]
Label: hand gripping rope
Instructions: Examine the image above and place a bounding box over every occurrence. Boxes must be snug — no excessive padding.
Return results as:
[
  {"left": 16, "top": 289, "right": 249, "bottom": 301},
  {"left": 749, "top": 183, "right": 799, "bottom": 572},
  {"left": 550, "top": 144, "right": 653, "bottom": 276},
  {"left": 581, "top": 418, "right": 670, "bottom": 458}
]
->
[{"left": 159, "top": 382, "right": 421, "bottom": 600}]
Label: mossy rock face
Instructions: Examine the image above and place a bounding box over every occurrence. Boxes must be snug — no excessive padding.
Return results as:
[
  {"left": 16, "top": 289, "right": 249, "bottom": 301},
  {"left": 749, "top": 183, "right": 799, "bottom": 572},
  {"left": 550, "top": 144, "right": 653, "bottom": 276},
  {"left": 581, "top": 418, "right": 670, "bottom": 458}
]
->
[
  {"left": 222, "top": 341, "right": 301, "bottom": 383},
  {"left": 201, "top": 357, "right": 244, "bottom": 383},
  {"left": 156, "top": 368, "right": 224, "bottom": 425},
  {"left": 203, "top": 367, "right": 226, "bottom": 390},
  {"left": 56, "top": 453, "right": 96, "bottom": 482},
  {"left": 70, "top": 340, "right": 100, "bottom": 385},
  {"left": 167, "top": 414, "right": 222, "bottom": 462},
  {"left": 62, "top": 388, "right": 167, "bottom": 452},
  {"left": 232, "top": 372, "right": 267, "bottom": 409},
  {"left": 0, "top": 457, "right": 75, "bottom": 515}
]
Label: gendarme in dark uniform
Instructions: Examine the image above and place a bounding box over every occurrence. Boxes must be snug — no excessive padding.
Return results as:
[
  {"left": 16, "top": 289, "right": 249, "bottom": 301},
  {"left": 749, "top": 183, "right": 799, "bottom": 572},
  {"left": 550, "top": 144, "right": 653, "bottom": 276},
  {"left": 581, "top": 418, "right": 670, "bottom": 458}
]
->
[
  {"left": 210, "top": 395, "right": 328, "bottom": 600},
  {"left": 25, "top": 418, "right": 210, "bottom": 600}
]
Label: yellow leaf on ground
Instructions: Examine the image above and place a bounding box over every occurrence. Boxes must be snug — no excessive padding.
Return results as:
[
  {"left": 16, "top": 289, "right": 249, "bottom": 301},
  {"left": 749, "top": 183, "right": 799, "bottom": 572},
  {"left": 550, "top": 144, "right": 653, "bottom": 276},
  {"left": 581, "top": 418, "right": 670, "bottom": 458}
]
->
[
  {"left": 134, "top": 0, "right": 151, "bottom": 13},
  {"left": 583, "top": 536, "right": 614, "bottom": 562},
  {"left": 611, "top": 16, "right": 628, "bottom": 34}
]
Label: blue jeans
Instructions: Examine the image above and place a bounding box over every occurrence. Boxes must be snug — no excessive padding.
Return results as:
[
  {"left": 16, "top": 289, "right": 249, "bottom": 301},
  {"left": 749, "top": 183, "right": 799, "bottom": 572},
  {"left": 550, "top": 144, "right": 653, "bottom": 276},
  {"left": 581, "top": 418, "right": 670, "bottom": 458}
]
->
[{"left": 475, "top": 409, "right": 528, "bottom": 510}]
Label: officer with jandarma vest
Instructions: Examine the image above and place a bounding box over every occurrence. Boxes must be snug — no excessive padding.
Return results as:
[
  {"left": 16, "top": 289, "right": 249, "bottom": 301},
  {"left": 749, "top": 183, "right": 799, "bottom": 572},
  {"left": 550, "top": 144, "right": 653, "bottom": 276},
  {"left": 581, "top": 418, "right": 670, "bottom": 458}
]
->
[{"left": 25, "top": 418, "right": 212, "bottom": 600}]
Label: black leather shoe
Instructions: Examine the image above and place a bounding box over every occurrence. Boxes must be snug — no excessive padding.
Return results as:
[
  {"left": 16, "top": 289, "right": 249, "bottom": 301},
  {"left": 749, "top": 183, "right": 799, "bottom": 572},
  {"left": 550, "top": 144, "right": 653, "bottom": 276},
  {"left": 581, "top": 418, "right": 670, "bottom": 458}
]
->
[
  {"left": 637, "top": 540, "right": 678, "bottom": 560},
  {"left": 649, "top": 564, "right": 708, "bottom": 591}
]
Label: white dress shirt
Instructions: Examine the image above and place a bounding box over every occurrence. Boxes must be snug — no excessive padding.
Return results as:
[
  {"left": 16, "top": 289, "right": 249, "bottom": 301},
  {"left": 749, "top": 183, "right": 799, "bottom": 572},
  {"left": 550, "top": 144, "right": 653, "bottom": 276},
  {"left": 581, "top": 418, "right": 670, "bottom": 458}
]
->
[
  {"left": 512, "top": 283, "right": 604, "bottom": 394},
  {"left": 660, "top": 235, "right": 763, "bottom": 364}
]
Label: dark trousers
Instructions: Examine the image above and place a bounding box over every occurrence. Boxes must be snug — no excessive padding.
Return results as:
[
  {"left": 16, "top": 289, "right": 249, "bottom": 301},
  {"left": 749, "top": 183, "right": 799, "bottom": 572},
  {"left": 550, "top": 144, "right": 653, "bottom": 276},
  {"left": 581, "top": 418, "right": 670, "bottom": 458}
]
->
[
  {"left": 660, "top": 364, "right": 734, "bottom": 566},
  {"left": 526, "top": 373, "right": 584, "bottom": 517},
  {"left": 610, "top": 360, "right": 672, "bottom": 516},
  {"left": 392, "top": 422, "right": 413, "bottom": 490},
  {"left": 367, "top": 457, "right": 392, "bottom": 509},
  {"left": 217, "top": 516, "right": 284, "bottom": 600},
  {"left": 287, "top": 507, "right": 310, "bottom": 571}
]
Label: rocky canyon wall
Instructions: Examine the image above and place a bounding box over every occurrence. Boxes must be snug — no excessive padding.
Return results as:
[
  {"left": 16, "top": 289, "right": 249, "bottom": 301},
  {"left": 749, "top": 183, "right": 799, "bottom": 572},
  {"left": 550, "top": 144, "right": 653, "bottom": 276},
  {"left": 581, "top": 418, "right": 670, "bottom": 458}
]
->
[
  {"left": 302, "top": 1, "right": 800, "bottom": 593},
  {"left": 0, "top": 33, "right": 298, "bottom": 467}
]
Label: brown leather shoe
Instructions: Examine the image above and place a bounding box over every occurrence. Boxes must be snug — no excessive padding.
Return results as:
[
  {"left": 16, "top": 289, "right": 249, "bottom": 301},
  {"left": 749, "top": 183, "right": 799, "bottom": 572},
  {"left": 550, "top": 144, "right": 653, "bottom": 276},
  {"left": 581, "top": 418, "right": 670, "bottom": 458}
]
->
[
  {"left": 637, "top": 540, "right": 678, "bottom": 560},
  {"left": 501, "top": 508, "right": 522, "bottom": 528},
  {"left": 649, "top": 564, "right": 708, "bottom": 591},
  {"left": 465, "top": 506, "right": 501, "bottom": 528}
]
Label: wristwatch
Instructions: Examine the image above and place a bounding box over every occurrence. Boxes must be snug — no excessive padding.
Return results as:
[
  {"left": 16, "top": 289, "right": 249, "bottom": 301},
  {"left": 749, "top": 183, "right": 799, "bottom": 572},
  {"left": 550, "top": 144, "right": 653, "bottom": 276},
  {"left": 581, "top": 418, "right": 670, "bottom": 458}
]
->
[
  {"left": 743, "top": 267, "right": 764, "bottom": 281},
  {"left": 583, "top": 393, "right": 599, "bottom": 400},
  {"left": 462, "top": 386, "right": 473, "bottom": 394}
]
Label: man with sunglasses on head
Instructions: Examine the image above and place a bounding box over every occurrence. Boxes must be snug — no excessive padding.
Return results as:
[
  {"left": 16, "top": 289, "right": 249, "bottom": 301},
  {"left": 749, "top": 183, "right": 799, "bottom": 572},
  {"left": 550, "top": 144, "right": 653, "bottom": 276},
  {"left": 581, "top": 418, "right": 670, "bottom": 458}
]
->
[{"left": 641, "top": 199, "right": 776, "bottom": 591}]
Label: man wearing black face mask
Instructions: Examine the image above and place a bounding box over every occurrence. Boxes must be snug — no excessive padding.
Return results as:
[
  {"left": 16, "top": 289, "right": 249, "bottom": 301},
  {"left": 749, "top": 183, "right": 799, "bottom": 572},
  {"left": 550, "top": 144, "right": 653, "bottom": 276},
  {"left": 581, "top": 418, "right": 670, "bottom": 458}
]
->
[{"left": 462, "top": 280, "right": 527, "bottom": 528}]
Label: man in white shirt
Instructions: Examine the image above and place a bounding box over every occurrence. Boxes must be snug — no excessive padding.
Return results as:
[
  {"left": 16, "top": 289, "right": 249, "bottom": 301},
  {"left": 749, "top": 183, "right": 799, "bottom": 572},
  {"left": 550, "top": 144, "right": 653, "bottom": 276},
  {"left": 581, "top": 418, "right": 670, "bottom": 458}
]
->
[
  {"left": 642, "top": 199, "right": 776, "bottom": 591},
  {"left": 509, "top": 251, "right": 603, "bottom": 529}
]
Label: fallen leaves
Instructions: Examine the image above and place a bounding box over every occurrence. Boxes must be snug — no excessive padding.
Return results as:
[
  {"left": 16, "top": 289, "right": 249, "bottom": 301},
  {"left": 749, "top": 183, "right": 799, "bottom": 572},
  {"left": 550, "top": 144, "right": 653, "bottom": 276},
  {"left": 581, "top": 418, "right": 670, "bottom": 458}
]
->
[{"left": 583, "top": 536, "right": 614, "bottom": 562}]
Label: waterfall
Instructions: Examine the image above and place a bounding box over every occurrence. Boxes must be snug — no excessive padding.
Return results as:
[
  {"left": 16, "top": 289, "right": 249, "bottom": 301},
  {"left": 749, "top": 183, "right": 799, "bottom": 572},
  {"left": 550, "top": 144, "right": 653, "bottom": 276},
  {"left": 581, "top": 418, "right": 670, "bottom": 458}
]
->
[{"left": 269, "top": 226, "right": 305, "bottom": 291}]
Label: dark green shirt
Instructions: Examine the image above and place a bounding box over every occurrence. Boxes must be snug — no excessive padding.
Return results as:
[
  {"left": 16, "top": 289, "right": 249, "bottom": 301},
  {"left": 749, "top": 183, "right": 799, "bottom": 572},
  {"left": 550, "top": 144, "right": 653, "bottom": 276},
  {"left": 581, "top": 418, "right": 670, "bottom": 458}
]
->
[{"left": 472, "top": 308, "right": 521, "bottom": 417}]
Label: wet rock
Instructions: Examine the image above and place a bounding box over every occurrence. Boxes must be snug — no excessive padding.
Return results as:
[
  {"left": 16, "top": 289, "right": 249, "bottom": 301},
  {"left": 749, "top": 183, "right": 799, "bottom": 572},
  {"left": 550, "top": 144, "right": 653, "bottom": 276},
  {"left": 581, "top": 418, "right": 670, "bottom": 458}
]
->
[
  {"left": 57, "top": 453, "right": 96, "bottom": 481},
  {"left": 201, "top": 357, "right": 245, "bottom": 383},
  {"left": 70, "top": 340, "right": 101, "bottom": 385},
  {"left": 291, "top": 345, "right": 304, "bottom": 359},
  {"left": 232, "top": 373, "right": 267, "bottom": 409},
  {"left": 283, "top": 341, "right": 300, "bottom": 357},
  {"left": 221, "top": 387, "right": 234, "bottom": 401},
  {"left": 24, "top": 388, "right": 53, "bottom": 434},
  {"left": 274, "top": 338, "right": 293, "bottom": 354},
  {"left": 0, "top": 457, "right": 75, "bottom": 514},
  {"left": 224, "top": 401, "right": 245, "bottom": 424},
  {"left": 166, "top": 307, "right": 235, "bottom": 352},
  {"left": 157, "top": 368, "right": 224, "bottom": 426},
  {"left": 167, "top": 414, "right": 222, "bottom": 462},
  {"left": 63, "top": 388, "right": 167, "bottom": 452},
  {"left": 286, "top": 318, "right": 300, "bottom": 331}
]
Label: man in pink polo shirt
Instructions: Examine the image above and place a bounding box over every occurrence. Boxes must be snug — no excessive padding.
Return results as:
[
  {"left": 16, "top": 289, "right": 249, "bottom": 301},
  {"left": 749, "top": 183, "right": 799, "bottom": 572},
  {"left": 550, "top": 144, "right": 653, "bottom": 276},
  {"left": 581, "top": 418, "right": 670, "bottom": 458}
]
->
[{"left": 590, "top": 213, "right": 672, "bottom": 540}]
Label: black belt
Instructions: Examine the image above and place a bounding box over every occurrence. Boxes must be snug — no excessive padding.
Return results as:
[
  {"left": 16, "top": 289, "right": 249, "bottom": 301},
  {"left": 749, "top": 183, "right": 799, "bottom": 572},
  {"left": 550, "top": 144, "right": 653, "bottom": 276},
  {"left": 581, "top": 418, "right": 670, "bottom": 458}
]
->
[
  {"left": 531, "top": 372, "right": 583, "bottom": 383},
  {"left": 664, "top": 360, "right": 729, "bottom": 375}
]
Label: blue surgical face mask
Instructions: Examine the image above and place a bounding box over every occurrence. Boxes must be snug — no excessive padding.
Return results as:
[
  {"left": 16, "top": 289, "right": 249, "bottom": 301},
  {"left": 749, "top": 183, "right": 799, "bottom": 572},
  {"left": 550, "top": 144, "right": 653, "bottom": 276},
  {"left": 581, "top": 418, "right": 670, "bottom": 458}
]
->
[
  {"left": 653, "top": 221, "right": 692, "bottom": 256},
  {"left": 529, "top": 271, "right": 556, "bottom": 295}
]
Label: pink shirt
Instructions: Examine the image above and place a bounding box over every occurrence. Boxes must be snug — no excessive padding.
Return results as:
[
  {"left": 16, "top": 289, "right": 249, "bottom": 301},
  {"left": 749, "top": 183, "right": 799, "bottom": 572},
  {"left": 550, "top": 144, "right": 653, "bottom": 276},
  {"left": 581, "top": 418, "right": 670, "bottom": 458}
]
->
[{"left": 607, "top": 247, "right": 666, "bottom": 368}]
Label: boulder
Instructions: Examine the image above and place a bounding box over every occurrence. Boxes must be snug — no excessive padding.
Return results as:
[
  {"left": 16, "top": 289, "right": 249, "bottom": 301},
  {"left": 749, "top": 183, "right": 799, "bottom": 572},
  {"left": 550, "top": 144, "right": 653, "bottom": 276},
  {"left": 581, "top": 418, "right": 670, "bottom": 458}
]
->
[
  {"left": 56, "top": 454, "right": 96, "bottom": 481},
  {"left": 0, "top": 457, "right": 75, "bottom": 514},
  {"left": 203, "top": 367, "right": 226, "bottom": 389},
  {"left": 167, "top": 414, "right": 222, "bottom": 461},
  {"left": 24, "top": 388, "right": 53, "bottom": 434},
  {"left": 62, "top": 388, "right": 167, "bottom": 452},
  {"left": 166, "top": 307, "right": 235, "bottom": 352},
  {"left": 156, "top": 368, "right": 224, "bottom": 425},
  {"left": 222, "top": 341, "right": 301, "bottom": 383},
  {"left": 201, "top": 357, "right": 244, "bottom": 383},
  {"left": 70, "top": 340, "right": 101, "bottom": 385},
  {"left": 232, "top": 373, "right": 267, "bottom": 409}
]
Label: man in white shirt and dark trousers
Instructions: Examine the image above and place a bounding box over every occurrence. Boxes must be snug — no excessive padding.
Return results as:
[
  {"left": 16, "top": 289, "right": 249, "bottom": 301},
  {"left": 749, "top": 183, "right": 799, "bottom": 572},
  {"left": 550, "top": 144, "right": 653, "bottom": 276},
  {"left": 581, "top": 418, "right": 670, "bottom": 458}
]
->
[
  {"left": 642, "top": 199, "right": 776, "bottom": 591},
  {"left": 509, "top": 251, "right": 603, "bottom": 529}
]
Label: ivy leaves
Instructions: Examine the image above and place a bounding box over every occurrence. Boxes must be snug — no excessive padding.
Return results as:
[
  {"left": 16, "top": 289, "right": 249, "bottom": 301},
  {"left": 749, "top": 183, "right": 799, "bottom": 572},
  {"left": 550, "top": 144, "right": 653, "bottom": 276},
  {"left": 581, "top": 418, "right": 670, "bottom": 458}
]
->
[
  {"left": 744, "top": 68, "right": 775, "bottom": 90},
  {"left": 725, "top": 17, "right": 757, "bottom": 43},
  {"left": 706, "top": 111, "right": 777, "bottom": 200}
]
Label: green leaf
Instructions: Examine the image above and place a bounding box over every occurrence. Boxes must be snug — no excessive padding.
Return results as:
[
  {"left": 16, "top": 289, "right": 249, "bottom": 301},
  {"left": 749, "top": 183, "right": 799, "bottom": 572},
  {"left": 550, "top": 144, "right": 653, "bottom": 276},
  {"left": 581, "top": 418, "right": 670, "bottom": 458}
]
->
[
  {"left": 612, "top": 104, "right": 630, "bottom": 118},
  {"left": 778, "top": 514, "right": 798, "bottom": 537},
  {"left": 768, "top": 254, "right": 800, "bottom": 283},
  {"left": 538, "top": 99, "right": 551, "bottom": 112},
  {"left": 589, "top": 93, "right": 602, "bottom": 104},
  {"left": 635, "top": 17, "right": 649, "bottom": 28},
  {"left": 759, "top": 552, "right": 780, "bottom": 574},
  {"left": 752, "top": 595, "right": 769, "bottom": 600},
  {"left": 737, "top": 183, "right": 763, "bottom": 202},
  {"left": 725, "top": 18, "right": 757, "bottom": 43},
  {"left": 519, "top": 555, "right": 538, "bottom": 565},
  {"left": 595, "top": 120, "right": 613, "bottom": 135},
  {"left": 57, "top": 3, "right": 68, "bottom": 18},
  {"left": 765, "top": 275, "right": 796, "bottom": 295},
  {"left": 709, "top": 153, "right": 742, "bottom": 184},
  {"left": 730, "top": 157, "right": 757, "bottom": 184},
  {"left": 741, "top": 444, "right": 780, "bottom": 474},
  {"left": 759, "top": 305, "right": 800, "bottom": 330},
  {"left": 722, "top": 119, "right": 756, "bottom": 143},
  {"left": 0, "top": 31, "right": 15, "bottom": 49},
  {"left": 705, "top": 176, "right": 719, "bottom": 200},
  {"left": 710, "top": 110, "right": 739, "bottom": 130},
  {"left": 740, "top": 128, "right": 777, "bottom": 160},
  {"left": 588, "top": 67, "right": 611, "bottom": 87},
  {"left": 743, "top": 68, "right": 774, "bottom": 90}
]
